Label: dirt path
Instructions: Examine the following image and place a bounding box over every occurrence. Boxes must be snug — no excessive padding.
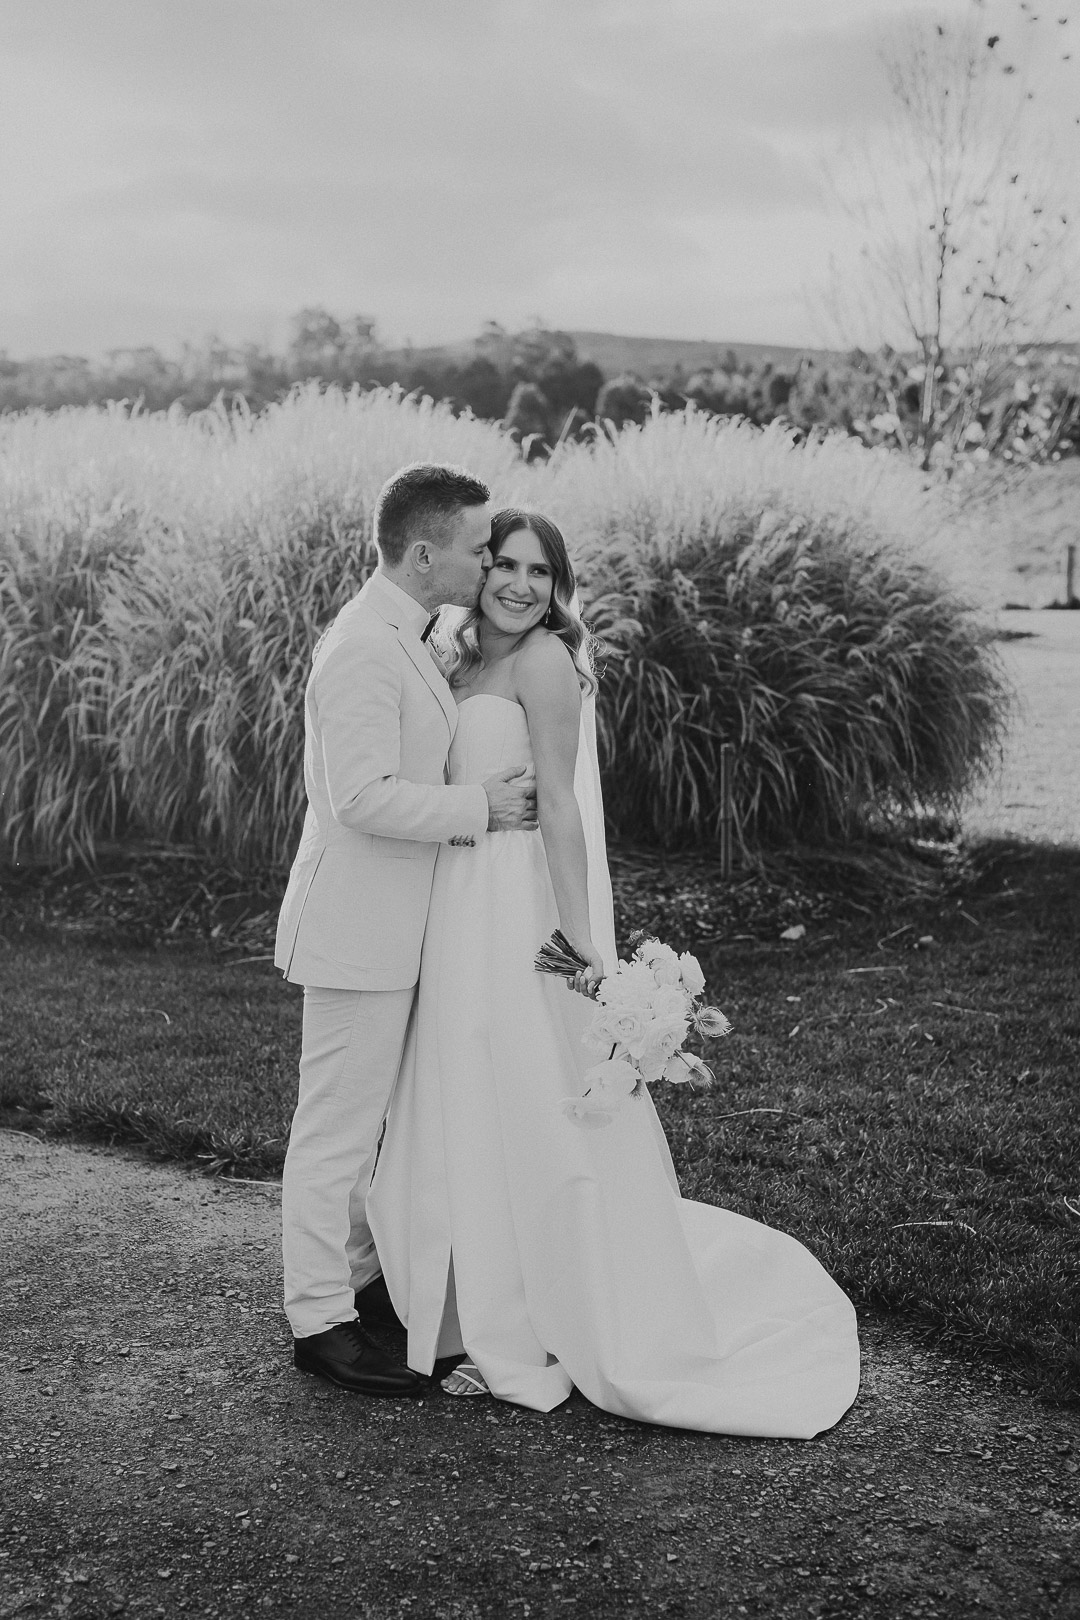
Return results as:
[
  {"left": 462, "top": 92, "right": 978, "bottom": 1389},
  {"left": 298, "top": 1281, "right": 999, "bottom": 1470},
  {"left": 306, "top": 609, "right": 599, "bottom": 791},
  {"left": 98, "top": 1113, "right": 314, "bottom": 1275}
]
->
[
  {"left": 2, "top": 1131, "right": 1077, "bottom": 1620},
  {"left": 965, "top": 611, "right": 1080, "bottom": 847}
]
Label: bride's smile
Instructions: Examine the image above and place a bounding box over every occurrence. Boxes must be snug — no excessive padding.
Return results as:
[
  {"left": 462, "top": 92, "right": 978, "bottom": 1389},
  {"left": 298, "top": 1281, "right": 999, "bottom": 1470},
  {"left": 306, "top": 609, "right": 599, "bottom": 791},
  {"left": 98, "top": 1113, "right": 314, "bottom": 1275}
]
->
[{"left": 478, "top": 530, "right": 553, "bottom": 639}]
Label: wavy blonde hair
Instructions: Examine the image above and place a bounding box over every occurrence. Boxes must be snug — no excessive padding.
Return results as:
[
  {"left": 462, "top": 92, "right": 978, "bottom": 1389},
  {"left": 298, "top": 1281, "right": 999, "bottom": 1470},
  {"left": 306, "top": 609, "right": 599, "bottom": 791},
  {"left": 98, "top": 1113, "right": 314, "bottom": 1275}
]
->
[{"left": 440, "top": 508, "right": 599, "bottom": 696}]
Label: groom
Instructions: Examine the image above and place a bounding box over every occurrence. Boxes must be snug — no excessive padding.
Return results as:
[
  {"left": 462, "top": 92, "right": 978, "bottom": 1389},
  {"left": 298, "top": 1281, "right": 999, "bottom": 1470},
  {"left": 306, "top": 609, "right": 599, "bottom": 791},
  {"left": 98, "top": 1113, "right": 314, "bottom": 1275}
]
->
[{"left": 274, "top": 462, "right": 537, "bottom": 1395}]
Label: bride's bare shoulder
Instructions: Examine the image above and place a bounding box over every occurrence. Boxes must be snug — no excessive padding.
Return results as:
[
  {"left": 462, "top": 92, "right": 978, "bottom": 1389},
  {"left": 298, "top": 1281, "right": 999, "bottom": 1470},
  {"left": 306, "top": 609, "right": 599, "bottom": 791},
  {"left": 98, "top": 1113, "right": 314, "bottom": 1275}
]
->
[
  {"left": 515, "top": 627, "right": 574, "bottom": 674},
  {"left": 513, "top": 631, "right": 581, "bottom": 715}
]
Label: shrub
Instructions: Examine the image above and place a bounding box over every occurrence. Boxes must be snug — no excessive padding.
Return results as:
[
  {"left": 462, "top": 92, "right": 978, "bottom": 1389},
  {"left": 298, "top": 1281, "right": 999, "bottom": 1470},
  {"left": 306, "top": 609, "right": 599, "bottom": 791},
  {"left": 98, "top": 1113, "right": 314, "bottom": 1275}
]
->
[
  {"left": 0, "top": 391, "right": 1009, "bottom": 868},
  {"left": 535, "top": 409, "right": 1008, "bottom": 849},
  {"left": 0, "top": 386, "right": 523, "bottom": 867},
  {"left": 595, "top": 374, "right": 652, "bottom": 430}
]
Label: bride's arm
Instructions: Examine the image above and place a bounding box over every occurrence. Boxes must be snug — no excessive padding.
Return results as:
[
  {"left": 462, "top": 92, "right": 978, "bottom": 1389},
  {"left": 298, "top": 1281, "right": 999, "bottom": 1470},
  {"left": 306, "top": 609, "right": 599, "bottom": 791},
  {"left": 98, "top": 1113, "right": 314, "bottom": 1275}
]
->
[{"left": 515, "top": 635, "right": 604, "bottom": 991}]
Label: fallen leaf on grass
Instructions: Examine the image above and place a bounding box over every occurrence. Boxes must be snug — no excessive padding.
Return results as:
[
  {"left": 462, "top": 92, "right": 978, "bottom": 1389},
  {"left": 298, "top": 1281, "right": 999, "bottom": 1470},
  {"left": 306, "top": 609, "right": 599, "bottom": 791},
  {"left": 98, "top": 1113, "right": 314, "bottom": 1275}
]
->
[
  {"left": 780, "top": 924, "right": 806, "bottom": 941},
  {"left": 931, "top": 1001, "right": 1001, "bottom": 1020},
  {"left": 713, "top": 1107, "right": 804, "bottom": 1122},
  {"left": 891, "top": 1220, "right": 979, "bottom": 1237},
  {"left": 134, "top": 1007, "right": 172, "bottom": 1024}
]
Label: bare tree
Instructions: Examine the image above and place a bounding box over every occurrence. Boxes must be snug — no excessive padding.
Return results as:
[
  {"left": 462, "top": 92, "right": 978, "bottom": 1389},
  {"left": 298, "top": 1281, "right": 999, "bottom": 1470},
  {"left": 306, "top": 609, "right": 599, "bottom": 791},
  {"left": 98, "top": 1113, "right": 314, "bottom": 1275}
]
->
[{"left": 824, "top": 5, "right": 1076, "bottom": 469}]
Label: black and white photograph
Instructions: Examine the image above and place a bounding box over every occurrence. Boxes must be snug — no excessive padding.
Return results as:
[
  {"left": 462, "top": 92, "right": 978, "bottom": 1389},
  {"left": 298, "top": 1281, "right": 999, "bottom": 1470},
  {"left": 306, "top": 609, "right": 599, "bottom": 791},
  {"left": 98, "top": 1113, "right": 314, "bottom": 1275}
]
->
[{"left": 1, "top": 1, "right": 1077, "bottom": 1616}]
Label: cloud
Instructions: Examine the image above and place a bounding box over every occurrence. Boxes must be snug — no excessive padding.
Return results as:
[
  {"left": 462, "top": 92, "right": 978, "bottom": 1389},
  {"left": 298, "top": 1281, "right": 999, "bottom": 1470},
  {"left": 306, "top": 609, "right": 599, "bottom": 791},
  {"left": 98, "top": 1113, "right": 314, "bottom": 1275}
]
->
[{"left": 0, "top": 0, "right": 1075, "bottom": 353}]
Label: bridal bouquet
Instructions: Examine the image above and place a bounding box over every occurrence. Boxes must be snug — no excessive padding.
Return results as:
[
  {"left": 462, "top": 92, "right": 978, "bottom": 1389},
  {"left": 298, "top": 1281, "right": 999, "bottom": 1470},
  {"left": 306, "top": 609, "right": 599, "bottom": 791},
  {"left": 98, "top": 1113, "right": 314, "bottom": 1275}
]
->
[{"left": 535, "top": 930, "right": 732, "bottom": 1125}]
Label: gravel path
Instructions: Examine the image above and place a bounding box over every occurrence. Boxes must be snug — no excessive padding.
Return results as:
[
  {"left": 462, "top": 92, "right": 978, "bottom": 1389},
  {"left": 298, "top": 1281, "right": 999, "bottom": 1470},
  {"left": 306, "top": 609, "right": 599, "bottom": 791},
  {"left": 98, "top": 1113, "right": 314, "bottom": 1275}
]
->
[
  {"left": 2, "top": 1130, "right": 1077, "bottom": 1620},
  {"left": 964, "top": 611, "right": 1080, "bottom": 848}
]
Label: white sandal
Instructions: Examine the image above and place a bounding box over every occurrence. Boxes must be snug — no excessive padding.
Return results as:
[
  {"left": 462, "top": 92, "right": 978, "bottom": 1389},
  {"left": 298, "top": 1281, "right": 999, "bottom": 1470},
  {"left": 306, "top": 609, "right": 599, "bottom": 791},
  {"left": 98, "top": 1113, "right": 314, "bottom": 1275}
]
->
[{"left": 440, "top": 1359, "right": 489, "bottom": 1397}]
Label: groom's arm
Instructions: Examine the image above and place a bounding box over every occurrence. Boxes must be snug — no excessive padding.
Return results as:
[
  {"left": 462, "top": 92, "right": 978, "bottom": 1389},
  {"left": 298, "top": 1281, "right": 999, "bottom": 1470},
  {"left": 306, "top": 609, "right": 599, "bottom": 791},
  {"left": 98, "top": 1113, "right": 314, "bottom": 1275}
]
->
[{"left": 314, "top": 634, "right": 490, "bottom": 844}]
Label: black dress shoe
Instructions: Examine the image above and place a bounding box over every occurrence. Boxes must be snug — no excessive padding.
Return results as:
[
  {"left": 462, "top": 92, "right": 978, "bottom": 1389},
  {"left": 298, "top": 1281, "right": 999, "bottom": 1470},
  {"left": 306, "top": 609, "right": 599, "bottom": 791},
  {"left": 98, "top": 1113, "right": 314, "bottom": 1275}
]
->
[
  {"left": 293, "top": 1320, "right": 421, "bottom": 1396},
  {"left": 354, "top": 1274, "right": 406, "bottom": 1331}
]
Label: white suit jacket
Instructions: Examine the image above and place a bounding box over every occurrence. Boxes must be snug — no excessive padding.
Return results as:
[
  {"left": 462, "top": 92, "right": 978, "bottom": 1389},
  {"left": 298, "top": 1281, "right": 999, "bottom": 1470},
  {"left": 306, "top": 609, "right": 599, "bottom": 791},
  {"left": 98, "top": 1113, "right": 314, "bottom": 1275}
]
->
[{"left": 274, "top": 571, "right": 489, "bottom": 990}]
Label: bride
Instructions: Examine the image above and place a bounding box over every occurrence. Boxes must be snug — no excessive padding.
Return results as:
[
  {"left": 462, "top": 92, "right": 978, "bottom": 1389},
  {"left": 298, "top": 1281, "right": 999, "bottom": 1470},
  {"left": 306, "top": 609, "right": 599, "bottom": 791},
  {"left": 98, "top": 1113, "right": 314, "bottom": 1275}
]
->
[{"left": 367, "top": 509, "right": 860, "bottom": 1436}]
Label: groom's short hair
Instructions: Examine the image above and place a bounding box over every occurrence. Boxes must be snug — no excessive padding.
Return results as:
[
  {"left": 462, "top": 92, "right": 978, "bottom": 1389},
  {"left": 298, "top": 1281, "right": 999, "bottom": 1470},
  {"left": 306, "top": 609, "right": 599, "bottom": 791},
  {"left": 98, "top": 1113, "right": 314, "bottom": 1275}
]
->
[{"left": 374, "top": 463, "right": 491, "bottom": 567}]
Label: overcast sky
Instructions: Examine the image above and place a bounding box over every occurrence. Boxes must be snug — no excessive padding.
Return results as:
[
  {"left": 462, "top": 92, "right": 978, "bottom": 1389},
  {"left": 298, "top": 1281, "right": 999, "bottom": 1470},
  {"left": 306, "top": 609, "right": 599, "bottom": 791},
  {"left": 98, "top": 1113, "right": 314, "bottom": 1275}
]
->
[{"left": 0, "top": 0, "right": 1076, "bottom": 357}]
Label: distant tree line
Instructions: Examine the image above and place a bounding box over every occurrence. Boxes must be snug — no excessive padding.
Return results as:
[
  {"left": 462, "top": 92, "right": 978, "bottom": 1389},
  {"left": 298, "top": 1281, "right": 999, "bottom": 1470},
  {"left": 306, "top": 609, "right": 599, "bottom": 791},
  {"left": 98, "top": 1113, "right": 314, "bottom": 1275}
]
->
[
  {"left": 0, "top": 311, "right": 602, "bottom": 428},
  {"left": 1, "top": 306, "right": 1076, "bottom": 467}
]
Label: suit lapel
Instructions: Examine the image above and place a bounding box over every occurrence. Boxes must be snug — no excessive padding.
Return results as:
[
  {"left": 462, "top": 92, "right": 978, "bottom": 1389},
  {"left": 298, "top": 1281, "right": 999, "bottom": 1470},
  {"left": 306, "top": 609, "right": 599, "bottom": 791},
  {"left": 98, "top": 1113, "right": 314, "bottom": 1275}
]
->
[
  {"left": 397, "top": 628, "right": 458, "bottom": 741},
  {"left": 357, "top": 571, "right": 457, "bottom": 741}
]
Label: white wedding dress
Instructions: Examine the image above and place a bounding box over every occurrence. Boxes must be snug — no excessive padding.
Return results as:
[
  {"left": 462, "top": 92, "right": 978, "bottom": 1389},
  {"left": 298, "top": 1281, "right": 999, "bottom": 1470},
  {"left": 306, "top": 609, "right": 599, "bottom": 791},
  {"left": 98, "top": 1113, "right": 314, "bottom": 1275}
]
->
[{"left": 368, "top": 694, "right": 860, "bottom": 1436}]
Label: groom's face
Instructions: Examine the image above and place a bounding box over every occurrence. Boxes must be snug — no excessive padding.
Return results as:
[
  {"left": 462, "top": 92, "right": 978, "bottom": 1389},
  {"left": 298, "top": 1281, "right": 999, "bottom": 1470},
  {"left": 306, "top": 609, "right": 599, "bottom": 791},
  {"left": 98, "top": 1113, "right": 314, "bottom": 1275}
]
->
[{"left": 431, "top": 504, "right": 493, "bottom": 608}]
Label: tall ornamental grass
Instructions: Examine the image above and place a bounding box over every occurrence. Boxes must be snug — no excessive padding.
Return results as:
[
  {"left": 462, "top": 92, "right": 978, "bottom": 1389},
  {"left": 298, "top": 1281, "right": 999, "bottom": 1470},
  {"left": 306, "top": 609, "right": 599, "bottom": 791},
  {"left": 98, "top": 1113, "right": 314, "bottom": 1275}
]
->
[
  {"left": 536, "top": 410, "right": 1008, "bottom": 847},
  {"left": 0, "top": 399, "right": 199, "bottom": 865},
  {"left": 1, "top": 388, "right": 1006, "bottom": 867},
  {"left": 0, "top": 387, "right": 523, "bottom": 866},
  {"left": 0, "top": 400, "right": 250, "bottom": 864}
]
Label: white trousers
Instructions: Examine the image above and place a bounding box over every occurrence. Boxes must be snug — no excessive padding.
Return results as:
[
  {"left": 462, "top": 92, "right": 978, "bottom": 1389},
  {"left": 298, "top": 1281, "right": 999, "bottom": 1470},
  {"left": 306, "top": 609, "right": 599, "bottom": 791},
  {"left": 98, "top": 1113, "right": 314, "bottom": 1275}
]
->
[{"left": 282, "top": 984, "right": 416, "bottom": 1338}]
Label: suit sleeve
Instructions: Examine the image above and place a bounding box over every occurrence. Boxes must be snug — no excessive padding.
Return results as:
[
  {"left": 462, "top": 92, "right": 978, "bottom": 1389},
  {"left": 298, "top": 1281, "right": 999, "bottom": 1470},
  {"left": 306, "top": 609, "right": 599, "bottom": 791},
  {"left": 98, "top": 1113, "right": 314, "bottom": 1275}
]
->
[{"left": 314, "top": 632, "right": 489, "bottom": 843}]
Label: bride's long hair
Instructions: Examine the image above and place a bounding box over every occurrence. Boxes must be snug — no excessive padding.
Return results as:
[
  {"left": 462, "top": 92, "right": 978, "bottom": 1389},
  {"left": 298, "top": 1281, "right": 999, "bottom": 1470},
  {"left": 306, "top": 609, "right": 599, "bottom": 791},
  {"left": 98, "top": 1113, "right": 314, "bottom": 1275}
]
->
[{"left": 441, "top": 508, "right": 599, "bottom": 697}]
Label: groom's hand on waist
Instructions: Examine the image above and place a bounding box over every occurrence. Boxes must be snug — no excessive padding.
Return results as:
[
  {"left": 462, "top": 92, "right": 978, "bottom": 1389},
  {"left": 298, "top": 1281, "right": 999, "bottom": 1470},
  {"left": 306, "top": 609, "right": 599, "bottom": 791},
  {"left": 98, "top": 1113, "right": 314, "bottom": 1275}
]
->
[{"left": 483, "top": 765, "right": 538, "bottom": 832}]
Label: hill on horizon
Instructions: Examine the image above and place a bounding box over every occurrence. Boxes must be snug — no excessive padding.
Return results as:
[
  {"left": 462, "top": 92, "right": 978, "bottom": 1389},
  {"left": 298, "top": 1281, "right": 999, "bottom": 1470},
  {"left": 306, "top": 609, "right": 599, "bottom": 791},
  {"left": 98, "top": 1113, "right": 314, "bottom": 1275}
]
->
[
  {"left": 566, "top": 330, "right": 841, "bottom": 376},
  {"left": 379, "top": 328, "right": 841, "bottom": 378}
]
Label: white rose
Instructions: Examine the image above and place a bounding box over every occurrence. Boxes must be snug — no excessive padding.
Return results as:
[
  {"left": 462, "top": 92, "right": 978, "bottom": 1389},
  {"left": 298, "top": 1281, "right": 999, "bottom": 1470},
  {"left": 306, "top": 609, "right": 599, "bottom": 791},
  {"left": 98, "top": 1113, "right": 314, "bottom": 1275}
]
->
[
  {"left": 583, "top": 1014, "right": 618, "bottom": 1055},
  {"left": 678, "top": 952, "right": 706, "bottom": 996},
  {"left": 588, "top": 1004, "right": 647, "bottom": 1054},
  {"left": 637, "top": 1014, "right": 690, "bottom": 1081},
  {"left": 650, "top": 983, "right": 692, "bottom": 1021},
  {"left": 655, "top": 1013, "right": 690, "bottom": 1055},
  {"left": 637, "top": 1043, "right": 671, "bottom": 1084},
  {"left": 598, "top": 960, "right": 658, "bottom": 1010},
  {"left": 651, "top": 958, "right": 683, "bottom": 987},
  {"left": 637, "top": 938, "right": 680, "bottom": 970}
]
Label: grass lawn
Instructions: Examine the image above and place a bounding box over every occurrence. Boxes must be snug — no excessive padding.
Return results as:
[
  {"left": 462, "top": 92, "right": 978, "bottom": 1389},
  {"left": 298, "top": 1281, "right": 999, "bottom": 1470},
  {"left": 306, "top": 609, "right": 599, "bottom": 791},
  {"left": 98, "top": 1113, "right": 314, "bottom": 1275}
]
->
[{"left": 1, "top": 841, "right": 1077, "bottom": 1404}]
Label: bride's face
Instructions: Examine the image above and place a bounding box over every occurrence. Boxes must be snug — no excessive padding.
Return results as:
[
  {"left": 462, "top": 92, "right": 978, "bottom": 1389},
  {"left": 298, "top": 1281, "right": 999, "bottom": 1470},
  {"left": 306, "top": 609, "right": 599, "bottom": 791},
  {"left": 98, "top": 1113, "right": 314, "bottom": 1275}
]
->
[{"left": 479, "top": 529, "right": 554, "bottom": 635}]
